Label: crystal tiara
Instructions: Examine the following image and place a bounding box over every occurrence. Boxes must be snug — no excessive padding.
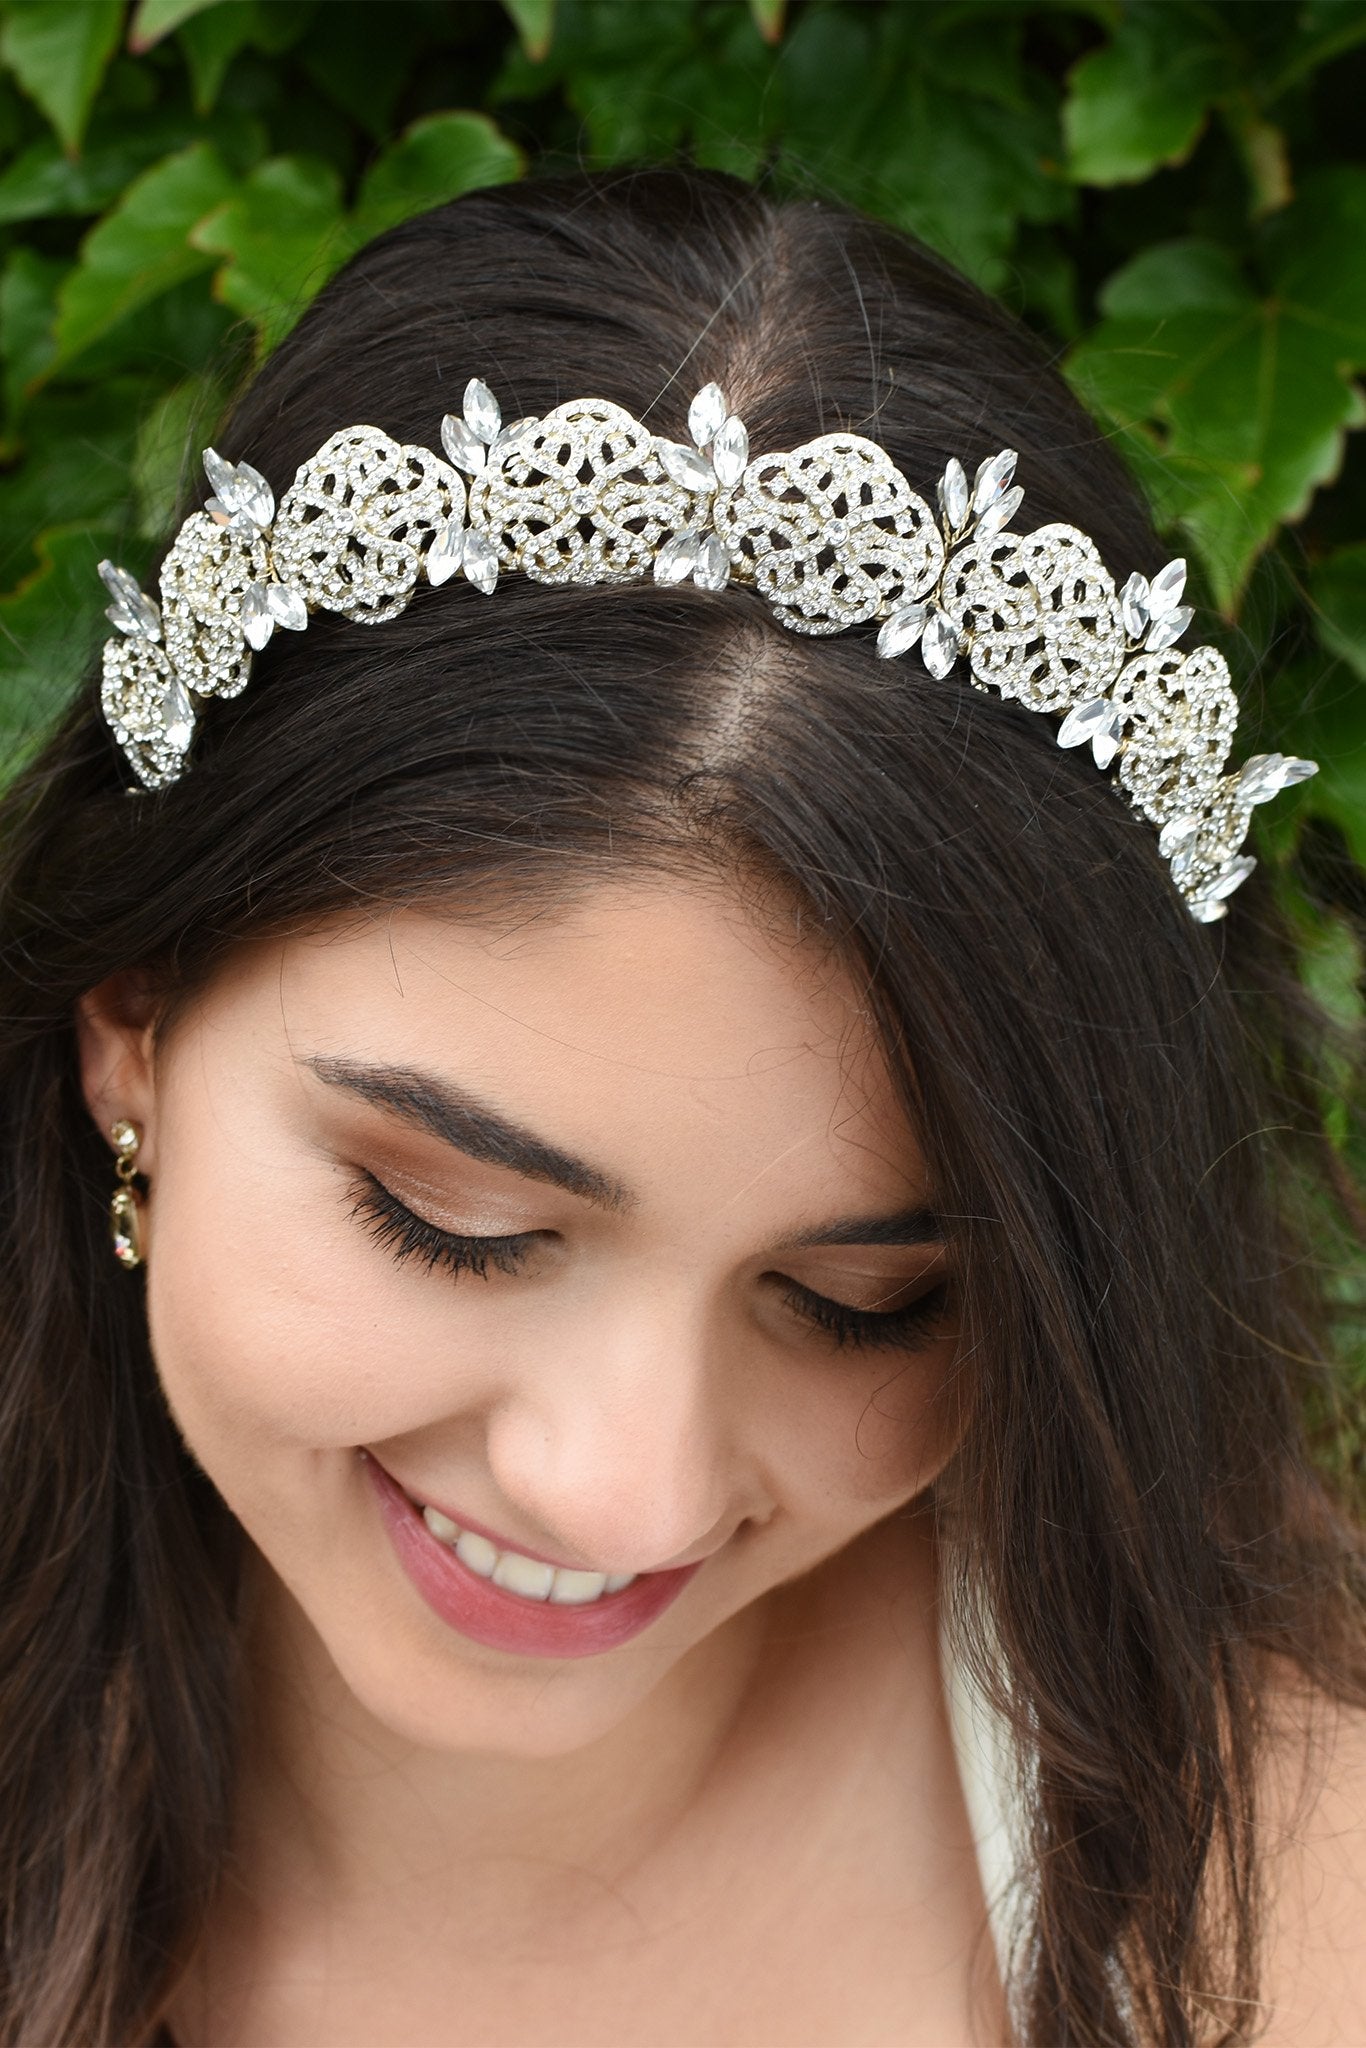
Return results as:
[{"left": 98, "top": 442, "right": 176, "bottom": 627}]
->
[{"left": 97, "top": 377, "right": 1316, "bottom": 923}]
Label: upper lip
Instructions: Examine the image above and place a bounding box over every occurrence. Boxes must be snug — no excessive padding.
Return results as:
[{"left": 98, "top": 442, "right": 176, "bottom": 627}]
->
[{"left": 373, "top": 1456, "right": 629, "bottom": 1576}]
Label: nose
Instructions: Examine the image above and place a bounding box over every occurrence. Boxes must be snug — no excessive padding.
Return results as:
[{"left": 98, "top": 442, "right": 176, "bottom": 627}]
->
[{"left": 482, "top": 1276, "right": 750, "bottom": 1577}]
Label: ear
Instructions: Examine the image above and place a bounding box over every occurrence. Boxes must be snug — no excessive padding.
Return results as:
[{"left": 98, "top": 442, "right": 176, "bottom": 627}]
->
[{"left": 74, "top": 970, "right": 163, "bottom": 1176}]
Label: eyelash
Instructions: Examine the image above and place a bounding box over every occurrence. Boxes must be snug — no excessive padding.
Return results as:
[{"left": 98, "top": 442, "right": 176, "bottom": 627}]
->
[{"left": 346, "top": 1169, "right": 951, "bottom": 1353}]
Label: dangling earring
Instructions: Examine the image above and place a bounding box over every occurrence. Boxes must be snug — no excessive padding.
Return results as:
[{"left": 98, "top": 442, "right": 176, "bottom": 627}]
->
[{"left": 109, "top": 1118, "right": 146, "bottom": 1269}]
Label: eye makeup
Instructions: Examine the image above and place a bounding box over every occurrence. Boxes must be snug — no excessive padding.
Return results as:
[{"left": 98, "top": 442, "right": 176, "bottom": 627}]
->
[{"left": 345, "top": 1168, "right": 952, "bottom": 1353}]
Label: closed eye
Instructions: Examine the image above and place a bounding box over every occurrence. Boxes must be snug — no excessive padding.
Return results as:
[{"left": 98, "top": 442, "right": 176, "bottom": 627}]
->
[{"left": 347, "top": 1169, "right": 952, "bottom": 1353}]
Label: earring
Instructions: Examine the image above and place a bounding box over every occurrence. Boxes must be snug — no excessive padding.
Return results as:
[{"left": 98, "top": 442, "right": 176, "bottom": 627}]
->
[{"left": 109, "top": 1118, "right": 145, "bottom": 1270}]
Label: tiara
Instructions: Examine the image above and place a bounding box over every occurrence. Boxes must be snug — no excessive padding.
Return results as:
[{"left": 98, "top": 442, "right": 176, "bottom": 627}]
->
[{"left": 96, "top": 377, "right": 1316, "bottom": 923}]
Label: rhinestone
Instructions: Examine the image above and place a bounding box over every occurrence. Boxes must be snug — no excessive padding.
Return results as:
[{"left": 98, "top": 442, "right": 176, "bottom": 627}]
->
[
  {"left": 688, "top": 383, "right": 728, "bottom": 449},
  {"left": 654, "top": 530, "right": 702, "bottom": 584},
  {"left": 1145, "top": 604, "right": 1194, "bottom": 652},
  {"left": 693, "top": 533, "right": 730, "bottom": 591},
  {"left": 938, "top": 458, "right": 969, "bottom": 533},
  {"left": 265, "top": 584, "right": 307, "bottom": 631},
  {"left": 231, "top": 460, "right": 275, "bottom": 528},
  {"left": 825, "top": 519, "right": 849, "bottom": 544},
  {"left": 426, "top": 513, "right": 465, "bottom": 587},
  {"left": 1189, "top": 853, "right": 1256, "bottom": 910},
  {"left": 460, "top": 528, "right": 499, "bottom": 595},
  {"left": 971, "top": 448, "right": 1017, "bottom": 518},
  {"left": 1120, "top": 571, "right": 1150, "bottom": 640},
  {"left": 657, "top": 439, "right": 715, "bottom": 492},
  {"left": 1236, "top": 752, "right": 1319, "bottom": 804},
  {"left": 241, "top": 582, "right": 274, "bottom": 651},
  {"left": 463, "top": 378, "right": 501, "bottom": 444},
  {"left": 921, "top": 608, "right": 960, "bottom": 679},
  {"left": 99, "top": 559, "right": 162, "bottom": 641},
  {"left": 1189, "top": 895, "right": 1230, "bottom": 923},
  {"left": 202, "top": 447, "right": 236, "bottom": 500},
  {"left": 1057, "top": 695, "right": 1117, "bottom": 748},
  {"left": 203, "top": 497, "right": 231, "bottom": 527},
  {"left": 570, "top": 488, "right": 596, "bottom": 513},
  {"left": 110, "top": 1186, "right": 142, "bottom": 1265},
  {"left": 975, "top": 483, "right": 1023, "bottom": 538},
  {"left": 711, "top": 415, "right": 749, "bottom": 489},
  {"left": 1158, "top": 813, "right": 1201, "bottom": 859},
  {"left": 877, "top": 603, "right": 927, "bottom": 659},
  {"left": 491, "top": 416, "right": 537, "bottom": 462},
  {"left": 158, "top": 676, "right": 194, "bottom": 753},
  {"left": 441, "top": 414, "right": 487, "bottom": 474},
  {"left": 1147, "top": 557, "right": 1187, "bottom": 617},
  {"left": 1091, "top": 728, "right": 1122, "bottom": 769}
]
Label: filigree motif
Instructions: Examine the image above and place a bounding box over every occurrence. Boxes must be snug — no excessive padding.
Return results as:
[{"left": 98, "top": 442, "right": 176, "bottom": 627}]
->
[
  {"left": 715, "top": 435, "right": 942, "bottom": 635},
  {"left": 1112, "top": 645, "right": 1238, "bottom": 827},
  {"left": 271, "top": 427, "right": 461, "bottom": 623},
  {"left": 470, "top": 399, "right": 708, "bottom": 586},
  {"left": 159, "top": 513, "right": 268, "bottom": 699},
  {"left": 101, "top": 635, "right": 195, "bottom": 791},
  {"left": 939, "top": 522, "right": 1126, "bottom": 713}
]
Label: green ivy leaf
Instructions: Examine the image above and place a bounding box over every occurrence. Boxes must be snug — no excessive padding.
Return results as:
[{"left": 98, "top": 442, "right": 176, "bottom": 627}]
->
[
  {"left": 0, "top": 0, "right": 124, "bottom": 153},
  {"left": 1063, "top": 0, "right": 1228, "bottom": 185},
  {"left": 0, "top": 381, "right": 143, "bottom": 594},
  {"left": 49, "top": 142, "right": 235, "bottom": 373},
  {"left": 176, "top": 1, "right": 259, "bottom": 112},
  {"left": 748, "top": 0, "right": 785, "bottom": 44},
  {"left": 130, "top": 367, "right": 226, "bottom": 537},
  {"left": 0, "top": 520, "right": 124, "bottom": 753},
  {"left": 1066, "top": 172, "right": 1366, "bottom": 612},
  {"left": 300, "top": 4, "right": 442, "bottom": 139},
  {"left": 500, "top": 0, "right": 556, "bottom": 62},
  {"left": 776, "top": 4, "right": 1071, "bottom": 292},
  {"left": 127, "top": 0, "right": 231, "bottom": 51},
  {"left": 0, "top": 247, "right": 62, "bottom": 426},
  {"left": 1312, "top": 544, "right": 1366, "bottom": 684},
  {"left": 1300, "top": 679, "right": 1366, "bottom": 872},
  {"left": 350, "top": 112, "right": 524, "bottom": 245},
  {"left": 0, "top": 116, "right": 199, "bottom": 227},
  {"left": 190, "top": 154, "right": 349, "bottom": 353},
  {"left": 242, "top": 0, "right": 317, "bottom": 56}
]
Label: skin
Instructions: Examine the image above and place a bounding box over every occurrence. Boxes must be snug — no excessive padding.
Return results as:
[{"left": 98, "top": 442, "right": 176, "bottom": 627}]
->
[{"left": 76, "top": 872, "right": 1005, "bottom": 2048}]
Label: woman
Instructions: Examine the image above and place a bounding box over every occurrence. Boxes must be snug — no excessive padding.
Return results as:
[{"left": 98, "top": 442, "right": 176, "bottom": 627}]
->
[{"left": 0, "top": 165, "right": 1361, "bottom": 2047}]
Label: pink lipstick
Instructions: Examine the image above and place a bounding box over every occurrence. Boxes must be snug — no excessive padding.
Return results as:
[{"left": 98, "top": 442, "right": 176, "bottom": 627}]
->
[{"left": 364, "top": 1453, "right": 702, "bottom": 1660}]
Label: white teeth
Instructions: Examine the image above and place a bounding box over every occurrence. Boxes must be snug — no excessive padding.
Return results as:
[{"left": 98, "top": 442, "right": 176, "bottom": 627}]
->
[
  {"left": 548, "top": 1568, "right": 608, "bottom": 1605},
  {"left": 416, "top": 1502, "right": 638, "bottom": 1604},
  {"left": 454, "top": 1529, "right": 498, "bottom": 1579},
  {"left": 493, "top": 1551, "right": 556, "bottom": 1601}
]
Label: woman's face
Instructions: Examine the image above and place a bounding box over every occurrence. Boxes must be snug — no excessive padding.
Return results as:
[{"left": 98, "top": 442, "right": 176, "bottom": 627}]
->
[{"left": 78, "top": 874, "right": 961, "bottom": 1759}]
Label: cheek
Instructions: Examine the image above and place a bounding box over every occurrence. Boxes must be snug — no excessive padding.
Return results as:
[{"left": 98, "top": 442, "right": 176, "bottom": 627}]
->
[
  {"left": 768, "top": 1338, "right": 964, "bottom": 1524},
  {"left": 140, "top": 1137, "right": 477, "bottom": 1459}
]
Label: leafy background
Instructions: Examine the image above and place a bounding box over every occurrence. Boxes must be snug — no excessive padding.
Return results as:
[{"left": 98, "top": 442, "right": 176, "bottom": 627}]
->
[{"left": 0, "top": 0, "right": 1363, "bottom": 1478}]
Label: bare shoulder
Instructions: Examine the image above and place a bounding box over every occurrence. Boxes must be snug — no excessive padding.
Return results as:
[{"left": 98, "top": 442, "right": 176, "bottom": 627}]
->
[{"left": 1254, "top": 1656, "right": 1366, "bottom": 2046}]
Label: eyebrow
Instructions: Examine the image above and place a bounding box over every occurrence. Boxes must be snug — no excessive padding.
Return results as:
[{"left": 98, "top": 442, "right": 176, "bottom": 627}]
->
[{"left": 301, "top": 1054, "right": 944, "bottom": 1249}]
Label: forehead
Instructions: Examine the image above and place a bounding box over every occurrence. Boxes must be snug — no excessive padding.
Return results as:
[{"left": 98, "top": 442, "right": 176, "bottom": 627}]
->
[{"left": 181, "top": 874, "right": 930, "bottom": 1218}]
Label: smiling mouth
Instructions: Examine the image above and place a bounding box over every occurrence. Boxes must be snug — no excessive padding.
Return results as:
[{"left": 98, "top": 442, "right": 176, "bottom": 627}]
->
[{"left": 385, "top": 1471, "right": 639, "bottom": 1608}]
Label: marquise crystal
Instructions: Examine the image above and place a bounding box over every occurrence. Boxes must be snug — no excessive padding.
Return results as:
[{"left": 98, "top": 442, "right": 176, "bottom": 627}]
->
[{"left": 688, "top": 382, "right": 728, "bottom": 448}]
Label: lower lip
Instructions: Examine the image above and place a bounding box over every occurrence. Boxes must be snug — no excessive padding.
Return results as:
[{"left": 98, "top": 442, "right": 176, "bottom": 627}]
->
[{"left": 365, "top": 1455, "right": 703, "bottom": 1660}]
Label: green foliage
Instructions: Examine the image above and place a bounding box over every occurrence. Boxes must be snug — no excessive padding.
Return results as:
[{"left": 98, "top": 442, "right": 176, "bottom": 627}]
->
[{"left": 0, "top": 0, "right": 1361, "bottom": 1429}]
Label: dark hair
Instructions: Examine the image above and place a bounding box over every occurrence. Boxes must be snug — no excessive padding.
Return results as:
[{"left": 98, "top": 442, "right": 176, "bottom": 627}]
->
[{"left": 0, "top": 165, "right": 1361, "bottom": 2047}]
